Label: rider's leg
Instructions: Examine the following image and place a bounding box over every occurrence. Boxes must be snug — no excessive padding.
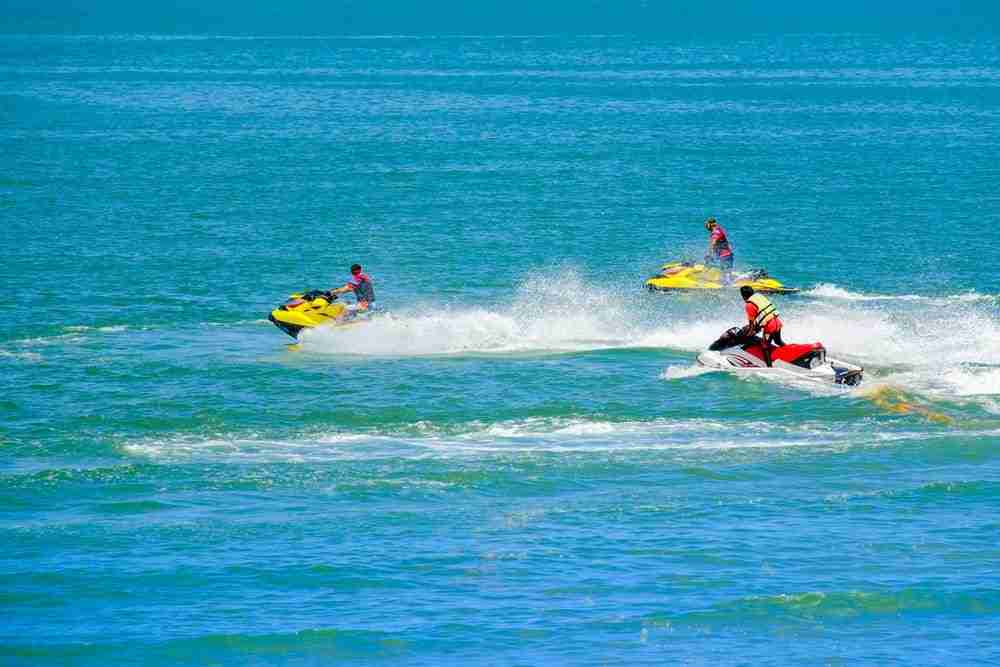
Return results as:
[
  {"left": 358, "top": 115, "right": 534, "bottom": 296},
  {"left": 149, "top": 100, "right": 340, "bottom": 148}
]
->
[{"left": 771, "top": 327, "right": 785, "bottom": 347}]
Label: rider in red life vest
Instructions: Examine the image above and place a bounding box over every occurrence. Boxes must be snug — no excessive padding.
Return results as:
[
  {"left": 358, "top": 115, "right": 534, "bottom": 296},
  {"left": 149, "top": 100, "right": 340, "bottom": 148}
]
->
[
  {"left": 740, "top": 285, "right": 784, "bottom": 367},
  {"left": 329, "top": 263, "right": 376, "bottom": 315},
  {"left": 705, "top": 217, "right": 734, "bottom": 284}
]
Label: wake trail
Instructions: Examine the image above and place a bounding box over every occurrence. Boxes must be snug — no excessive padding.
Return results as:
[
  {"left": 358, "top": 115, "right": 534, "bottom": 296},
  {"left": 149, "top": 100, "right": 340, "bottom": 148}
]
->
[
  {"left": 299, "top": 270, "right": 647, "bottom": 356},
  {"left": 292, "top": 270, "right": 1000, "bottom": 415}
]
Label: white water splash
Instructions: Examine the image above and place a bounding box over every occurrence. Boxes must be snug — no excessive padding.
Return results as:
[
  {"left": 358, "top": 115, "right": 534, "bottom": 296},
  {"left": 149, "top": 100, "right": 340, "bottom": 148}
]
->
[
  {"left": 292, "top": 270, "right": 1000, "bottom": 409},
  {"left": 805, "top": 283, "right": 997, "bottom": 305},
  {"left": 300, "top": 270, "right": 638, "bottom": 356},
  {"left": 664, "top": 292, "right": 1000, "bottom": 399}
]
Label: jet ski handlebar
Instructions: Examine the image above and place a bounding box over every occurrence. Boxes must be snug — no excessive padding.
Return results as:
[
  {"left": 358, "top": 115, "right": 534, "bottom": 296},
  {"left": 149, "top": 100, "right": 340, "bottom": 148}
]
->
[
  {"left": 299, "top": 289, "right": 338, "bottom": 302},
  {"left": 708, "top": 325, "right": 755, "bottom": 351}
]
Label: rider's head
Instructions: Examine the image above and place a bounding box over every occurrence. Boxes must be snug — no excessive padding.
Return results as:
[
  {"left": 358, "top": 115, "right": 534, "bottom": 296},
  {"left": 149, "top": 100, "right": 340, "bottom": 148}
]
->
[
  {"left": 350, "top": 264, "right": 362, "bottom": 275},
  {"left": 705, "top": 217, "right": 717, "bottom": 230},
  {"left": 740, "top": 285, "right": 754, "bottom": 300}
]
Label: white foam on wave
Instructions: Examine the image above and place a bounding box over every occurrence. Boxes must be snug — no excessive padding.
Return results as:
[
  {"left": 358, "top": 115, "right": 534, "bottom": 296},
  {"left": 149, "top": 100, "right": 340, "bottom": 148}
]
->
[
  {"left": 12, "top": 333, "right": 86, "bottom": 347},
  {"left": 7, "top": 324, "right": 135, "bottom": 351},
  {"left": 63, "top": 324, "right": 131, "bottom": 333},
  {"left": 0, "top": 349, "right": 43, "bottom": 363},
  {"left": 122, "top": 415, "right": 1000, "bottom": 464},
  {"left": 805, "top": 283, "right": 996, "bottom": 304},
  {"left": 453, "top": 416, "right": 732, "bottom": 441},
  {"left": 122, "top": 431, "right": 378, "bottom": 463},
  {"left": 116, "top": 418, "right": 784, "bottom": 463}
]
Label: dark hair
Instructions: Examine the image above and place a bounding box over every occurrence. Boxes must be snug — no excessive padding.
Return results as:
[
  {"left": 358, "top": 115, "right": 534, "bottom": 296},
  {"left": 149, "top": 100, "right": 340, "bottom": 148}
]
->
[
  {"left": 740, "top": 286, "right": 754, "bottom": 299},
  {"left": 350, "top": 264, "right": 362, "bottom": 273}
]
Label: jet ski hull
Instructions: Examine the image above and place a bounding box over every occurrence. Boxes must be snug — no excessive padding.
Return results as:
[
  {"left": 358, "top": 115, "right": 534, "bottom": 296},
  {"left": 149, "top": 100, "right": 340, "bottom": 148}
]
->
[
  {"left": 268, "top": 312, "right": 306, "bottom": 339},
  {"left": 645, "top": 261, "right": 799, "bottom": 294},
  {"left": 697, "top": 327, "right": 863, "bottom": 386},
  {"left": 268, "top": 290, "right": 367, "bottom": 339},
  {"left": 697, "top": 350, "right": 863, "bottom": 386}
]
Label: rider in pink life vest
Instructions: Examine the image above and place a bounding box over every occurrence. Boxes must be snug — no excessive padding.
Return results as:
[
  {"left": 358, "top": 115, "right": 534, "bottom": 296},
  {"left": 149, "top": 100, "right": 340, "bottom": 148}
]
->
[
  {"left": 705, "top": 217, "right": 734, "bottom": 284},
  {"left": 330, "top": 263, "right": 376, "bottom": 313}
]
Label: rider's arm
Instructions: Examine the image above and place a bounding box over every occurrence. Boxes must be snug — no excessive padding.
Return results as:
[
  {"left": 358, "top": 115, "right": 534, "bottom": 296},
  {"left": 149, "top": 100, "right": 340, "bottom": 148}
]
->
[{"left": 330, "top": 283, "right": 353, "bottom": 295}]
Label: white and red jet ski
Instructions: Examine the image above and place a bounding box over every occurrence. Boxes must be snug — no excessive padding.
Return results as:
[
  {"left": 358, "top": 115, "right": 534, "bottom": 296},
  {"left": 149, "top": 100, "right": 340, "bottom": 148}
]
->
[{"left": 697, "top": 326, "right": 863, "bottom": 386}]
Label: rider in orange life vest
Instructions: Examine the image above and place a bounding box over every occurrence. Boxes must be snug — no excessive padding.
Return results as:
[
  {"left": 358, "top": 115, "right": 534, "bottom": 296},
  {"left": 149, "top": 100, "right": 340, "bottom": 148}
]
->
[
  {"left": 330, "top": 263, "right": 376, "bottom": 314},
  {"left": 740, "top": 285, "right": 784, "bottom": 367},
  {"left": 705, "top": 217, "right": 734, "bottom": 284}
]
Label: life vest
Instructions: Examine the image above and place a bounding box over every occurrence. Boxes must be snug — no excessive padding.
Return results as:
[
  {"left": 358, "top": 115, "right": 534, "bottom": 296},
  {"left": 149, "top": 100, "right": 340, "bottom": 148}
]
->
[
  {"left": 349, "top": 273, "right": 375, "bottom": 304},
  {"left": 711, "top": 226, "right": 732, "bottom": 257},
  {"left": 747, "top": 293, "right": 778, "bottom": 328}
]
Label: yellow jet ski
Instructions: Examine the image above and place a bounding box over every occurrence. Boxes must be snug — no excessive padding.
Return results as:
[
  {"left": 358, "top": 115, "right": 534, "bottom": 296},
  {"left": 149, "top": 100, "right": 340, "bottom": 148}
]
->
[
  {"left": 645, "top": 261, "right": 799, "bottom": 294},
  {"left": 268, "top": 290, "right": 367, "bottom": 339}
]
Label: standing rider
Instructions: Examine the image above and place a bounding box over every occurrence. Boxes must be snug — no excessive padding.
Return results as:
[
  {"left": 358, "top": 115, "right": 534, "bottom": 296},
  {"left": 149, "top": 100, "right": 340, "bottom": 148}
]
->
[
  {"left": 329, "top": 263, "right": 376, "bottom": 316},
  {"left": 705, "top": 217, "right": 734, "bottom": 284},
  {"left": 740, "top": 285, "right": 784, "bottom": 367}
]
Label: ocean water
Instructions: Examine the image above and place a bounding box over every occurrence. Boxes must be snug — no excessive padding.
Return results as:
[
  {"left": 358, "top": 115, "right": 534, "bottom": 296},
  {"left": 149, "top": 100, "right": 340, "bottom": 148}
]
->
[{"left": 2, "top": 33, "right": 1000, "bottom": 665}]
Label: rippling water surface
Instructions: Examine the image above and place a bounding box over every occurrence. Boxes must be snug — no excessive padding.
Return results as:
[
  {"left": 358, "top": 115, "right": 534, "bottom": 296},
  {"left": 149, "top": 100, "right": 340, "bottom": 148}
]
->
[{"left": 2, "top": 33, "right": 999, "bottom": 665}]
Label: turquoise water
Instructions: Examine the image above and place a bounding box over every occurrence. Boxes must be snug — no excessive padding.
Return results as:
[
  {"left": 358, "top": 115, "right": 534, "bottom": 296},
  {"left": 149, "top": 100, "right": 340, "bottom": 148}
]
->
[{"left": 2, "top": 33, "right": 1000, "bottom": 664}]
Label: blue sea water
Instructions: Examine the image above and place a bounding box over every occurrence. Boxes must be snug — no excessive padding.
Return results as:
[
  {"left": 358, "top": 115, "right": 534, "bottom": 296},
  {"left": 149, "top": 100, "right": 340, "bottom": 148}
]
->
[{"left": 2, "top": 32, "right": 1000, "bottom": 665}]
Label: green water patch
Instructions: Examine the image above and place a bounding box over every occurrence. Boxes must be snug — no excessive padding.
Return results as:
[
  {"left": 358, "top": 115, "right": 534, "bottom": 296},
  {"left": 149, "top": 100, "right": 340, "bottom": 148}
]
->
[
  {"left": 220, "top": 562, "right": 420, "bottom": 592},
  {"left": 90, "top": 499, "right": 178, "bottom": 515},
  {"left": 895, "top": 479, "right": 1000, "bottom": 504},
  {"left": 0, "top": 178, "right": 38, "bottom": 188},
  {"left": 0, "top": 628, "right": 411, "bottom": 665},
  {"left": 643, "top": 589, "right": 1000, "bottom": 631},
  {"left": 679, "top": 466, "right": 759, "bottom": 482}
]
